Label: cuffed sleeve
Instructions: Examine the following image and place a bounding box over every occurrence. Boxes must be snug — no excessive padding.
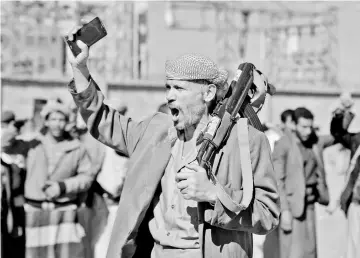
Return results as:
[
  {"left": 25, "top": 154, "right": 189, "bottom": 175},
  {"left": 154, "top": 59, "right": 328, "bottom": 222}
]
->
[{"left": 272, "top": 137, "right": 291, "bottom": 212}]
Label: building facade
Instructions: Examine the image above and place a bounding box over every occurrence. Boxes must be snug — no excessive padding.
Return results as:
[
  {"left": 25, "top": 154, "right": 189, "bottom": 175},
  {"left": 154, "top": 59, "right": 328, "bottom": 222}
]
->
[{"left": 1, "top": 1, "right": 360, "bottom": 132}]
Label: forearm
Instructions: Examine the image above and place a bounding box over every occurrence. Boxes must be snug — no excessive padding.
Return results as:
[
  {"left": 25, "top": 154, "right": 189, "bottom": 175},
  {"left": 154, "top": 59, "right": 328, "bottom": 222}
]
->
[
  {"left": 330, "top": 113, "right": 352, "bottom": 147},
  {"left": 69, "top": 78, "right": 135, "bottom": 156},
  {"left": 62, "top": 173, "right": 94, "bottom": 195},
  {"left": 71, "top": 65, "right": 91, "bottom": 93}
]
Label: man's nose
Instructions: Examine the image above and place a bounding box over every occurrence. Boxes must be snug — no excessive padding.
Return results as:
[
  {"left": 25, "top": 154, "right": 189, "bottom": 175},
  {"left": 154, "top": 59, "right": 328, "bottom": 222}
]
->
[{"left": 166, "top": 88, "right": 176, "bottom": 102}]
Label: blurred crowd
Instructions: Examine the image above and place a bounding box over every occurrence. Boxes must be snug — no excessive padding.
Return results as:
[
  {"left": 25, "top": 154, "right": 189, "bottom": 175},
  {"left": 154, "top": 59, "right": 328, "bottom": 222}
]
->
[
  {"left": 254, "top": 92, "right": 359, "bottom": 258},
  {"left": 1, "top": 91, "right": 359, "bottom": 258},
  {"left": 1, "top": 97, "right": 147, "bottom": 258}
]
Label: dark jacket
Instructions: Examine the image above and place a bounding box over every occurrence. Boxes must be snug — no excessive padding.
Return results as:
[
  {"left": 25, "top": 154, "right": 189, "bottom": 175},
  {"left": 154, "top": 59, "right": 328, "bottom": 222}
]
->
[{"left": 272, "top": 129, "right": 330, "bottom": 218}]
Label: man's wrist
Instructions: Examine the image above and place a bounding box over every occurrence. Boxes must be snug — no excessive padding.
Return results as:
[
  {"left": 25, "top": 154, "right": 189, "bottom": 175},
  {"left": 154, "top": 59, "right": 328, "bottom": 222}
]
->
[
  {"left": 72, "top": 64, "right": 90, "bottom": 80},
  {"left": 71, "top": 65, "right": 91, "bottom": 92}
]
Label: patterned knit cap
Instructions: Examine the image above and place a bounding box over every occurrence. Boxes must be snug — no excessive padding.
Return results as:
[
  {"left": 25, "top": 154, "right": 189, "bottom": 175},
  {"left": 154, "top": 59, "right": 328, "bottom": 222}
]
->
[{"left": 165, "top": 53, "right": 228, "bottom": 89}]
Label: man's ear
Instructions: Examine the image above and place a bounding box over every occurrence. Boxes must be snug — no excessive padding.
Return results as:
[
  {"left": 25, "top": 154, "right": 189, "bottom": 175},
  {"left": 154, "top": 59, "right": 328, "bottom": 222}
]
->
[{"left": 203, "top": 84, "right": 217, "bottom": 103}]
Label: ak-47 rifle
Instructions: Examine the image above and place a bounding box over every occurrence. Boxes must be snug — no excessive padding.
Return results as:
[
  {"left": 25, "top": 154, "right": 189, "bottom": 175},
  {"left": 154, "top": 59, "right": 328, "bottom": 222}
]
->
[{"left": 196, "top": 62, "right": 271, "bottom": 178}]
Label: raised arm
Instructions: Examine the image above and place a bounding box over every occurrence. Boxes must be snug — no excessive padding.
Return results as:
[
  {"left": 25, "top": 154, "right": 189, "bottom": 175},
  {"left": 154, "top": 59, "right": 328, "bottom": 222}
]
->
[
  {"left": 66, "top": 22, "right": 148, "bottom": 157},
  {"left": 330, "top": 113, "right": 352, "bottom": 148},
  {"left": 69, "top": 78, "right": 148, "bottom": 157}
]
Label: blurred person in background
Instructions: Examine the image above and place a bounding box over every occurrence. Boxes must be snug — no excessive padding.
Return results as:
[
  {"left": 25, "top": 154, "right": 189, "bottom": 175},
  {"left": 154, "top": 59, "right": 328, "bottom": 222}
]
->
[
  {"left": 1, "top": 110, "right": 26, "bottom": 258},
  {"left": 66, "top": 21, "right": 280, "bottom": 258},
  {"left": 93, "top": 100, "right": 130, "bottom": 258},
  {"left": 261, "top": 109, "right": 295, "bottom": 153},
  {"left": 273, "top": 107, "right": 330, "bottom": 258},
  {"left": 19, "top": 97, "right": 63, "bottom": 141},
  {"left": 328, "top": 92, "right": 360, "bottom": 258},
  {"left": 66, "top": 99, "right": 129, "bottom": 258},
  {"left": 279, "top": 109, "right": 296, "bottom": 132},
  {"left": 1, "top": 101, "right": 94, "bottom": 258},
  {"left": 259, "top": 109, "right": 296, "bottom": 258},
  {"left": 66, "top": 99, "right": 108, "bottom": 258}
]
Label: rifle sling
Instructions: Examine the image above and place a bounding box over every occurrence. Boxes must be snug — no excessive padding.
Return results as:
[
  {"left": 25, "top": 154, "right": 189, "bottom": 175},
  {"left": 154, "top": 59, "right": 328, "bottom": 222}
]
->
[{"left": 210, "top": 118, "right": 253, "bottom": 214}]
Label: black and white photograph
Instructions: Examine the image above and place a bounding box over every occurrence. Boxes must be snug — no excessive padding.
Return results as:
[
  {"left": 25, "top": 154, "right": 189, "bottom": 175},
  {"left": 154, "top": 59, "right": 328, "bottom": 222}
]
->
[{"left": 1, "top": 1, "right": 360, "bottom": 258}]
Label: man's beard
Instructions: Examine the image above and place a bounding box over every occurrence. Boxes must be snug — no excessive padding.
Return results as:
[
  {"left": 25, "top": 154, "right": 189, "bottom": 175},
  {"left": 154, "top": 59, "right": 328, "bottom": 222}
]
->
[{"left": 179, "top": 103, "right": 206, "bottom": 130}]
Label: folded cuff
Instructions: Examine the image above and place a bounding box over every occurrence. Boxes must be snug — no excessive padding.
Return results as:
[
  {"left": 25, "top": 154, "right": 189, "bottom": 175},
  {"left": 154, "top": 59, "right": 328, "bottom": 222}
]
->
[{"left": 68, "top": 76, "right": 96, "bottom": 102}]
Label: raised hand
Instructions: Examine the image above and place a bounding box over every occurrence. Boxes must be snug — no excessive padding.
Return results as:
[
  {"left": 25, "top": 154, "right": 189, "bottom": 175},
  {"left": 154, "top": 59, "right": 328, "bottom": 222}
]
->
[{"left": 66, "top": 19, "right": 90, "bottom": 68}]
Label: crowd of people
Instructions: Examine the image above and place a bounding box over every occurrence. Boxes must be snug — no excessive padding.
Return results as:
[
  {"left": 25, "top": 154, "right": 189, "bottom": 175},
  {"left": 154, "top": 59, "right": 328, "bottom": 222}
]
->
[
  {"left": 2, "top": 93, "right": 358, "bottom": 258},
  {"left": 1, "top": 98, "right": 129, "bottom": 258},
  {"left": 252, "top": 95, "right": 359, "bottom": 258},
  {"left": 1, "top": 20, "right": 360, "bottom": 258}
]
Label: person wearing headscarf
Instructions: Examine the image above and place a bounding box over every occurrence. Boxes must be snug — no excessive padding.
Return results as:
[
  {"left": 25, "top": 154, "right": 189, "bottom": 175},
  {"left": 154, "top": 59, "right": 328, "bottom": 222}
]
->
[
  {"left": 2, "top": 101, "right": 94, "bottom": 258},
  {"left": 66, "top": 23, "right": 279, "bottom": 258},
  {"left": 91, "top": 99, "right": 131, "bottom": 258}
]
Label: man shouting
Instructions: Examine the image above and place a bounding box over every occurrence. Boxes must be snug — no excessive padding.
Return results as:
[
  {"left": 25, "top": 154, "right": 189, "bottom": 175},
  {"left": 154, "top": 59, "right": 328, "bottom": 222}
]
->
[{"left": 66, "top": 20, "right": 280, "bottom": 258}]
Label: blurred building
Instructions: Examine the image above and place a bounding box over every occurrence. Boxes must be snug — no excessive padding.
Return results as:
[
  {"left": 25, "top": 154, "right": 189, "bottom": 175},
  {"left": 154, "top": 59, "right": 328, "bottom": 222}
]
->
[{"left": 1, "top": 1, "right": 360, "bottom": 132}]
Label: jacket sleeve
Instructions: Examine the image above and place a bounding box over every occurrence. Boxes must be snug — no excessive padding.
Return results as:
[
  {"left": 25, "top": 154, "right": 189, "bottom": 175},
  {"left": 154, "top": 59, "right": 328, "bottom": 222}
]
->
[
  {"left": 82, "top": 133, "right": 106, "bottom": 176},
  {"left": 312, "top": 145, "right": 330, "bottom": 206},
  {"left": 205, "top": 131, "right": 280, "bottom": 235},
  {"left": 272, "top": 137, "right": 290, "bottom": 213},
  {"left": 69, "top": 78, "right": 149, "bottom": 157},
  {"left": 61, "top": 145, "right": 95, "bottom": 195}
]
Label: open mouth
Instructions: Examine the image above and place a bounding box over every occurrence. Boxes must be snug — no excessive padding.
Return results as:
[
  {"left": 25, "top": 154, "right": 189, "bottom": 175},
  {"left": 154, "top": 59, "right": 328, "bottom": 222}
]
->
[
  {"left": 169, "top": 107, "right": 180, "bottom": 121},
  {"left": 170, "top": 108, "right": 179, "bottom": 117}
]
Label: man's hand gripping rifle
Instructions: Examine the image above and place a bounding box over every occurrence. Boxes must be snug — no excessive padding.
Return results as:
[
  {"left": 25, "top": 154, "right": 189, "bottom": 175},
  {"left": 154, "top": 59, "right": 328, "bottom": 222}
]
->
[{"left": 196, "top": 62, "right": 275, "bottom": 181}]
